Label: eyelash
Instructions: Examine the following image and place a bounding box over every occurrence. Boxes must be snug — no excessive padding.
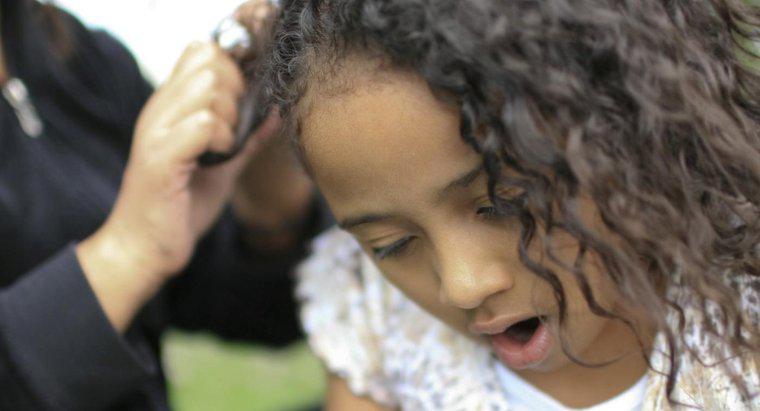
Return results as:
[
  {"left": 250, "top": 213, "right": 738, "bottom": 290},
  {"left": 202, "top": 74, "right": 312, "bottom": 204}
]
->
[
  {"left": 477, "top": 193, "right": 526, "bottom": 220},
  {"left": 371, "top": 194, "right": 526, "bottom": 261},
  {"left": 476, "top": 205, "right": 501, "bottom": 220},
  {"left": 372, "top": 236, "right": 414, "bottom": 260}
]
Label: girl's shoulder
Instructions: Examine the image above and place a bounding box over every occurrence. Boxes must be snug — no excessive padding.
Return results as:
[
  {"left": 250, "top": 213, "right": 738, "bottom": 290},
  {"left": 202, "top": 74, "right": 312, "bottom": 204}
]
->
[
  {"left": 296, "top": 227, "right": 509, "bottom": 409},
  {"left": 644, "top": 276, "right": 760, "bottom": 410}
]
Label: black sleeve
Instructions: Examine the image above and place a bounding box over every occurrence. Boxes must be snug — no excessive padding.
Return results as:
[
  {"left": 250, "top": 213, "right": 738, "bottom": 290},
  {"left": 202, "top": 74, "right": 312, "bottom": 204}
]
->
[
  {"left": 0, "top": 246, "right": 158, "bottom": 411},
  {"left": 166, "top": 197, "right": 332, "bottom": 346}
]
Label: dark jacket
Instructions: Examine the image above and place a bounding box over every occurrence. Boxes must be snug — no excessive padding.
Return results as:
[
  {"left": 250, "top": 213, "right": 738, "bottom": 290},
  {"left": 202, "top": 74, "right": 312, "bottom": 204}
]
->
[{"left": 0, "top": 1, "right": 320, "bottom": 409}]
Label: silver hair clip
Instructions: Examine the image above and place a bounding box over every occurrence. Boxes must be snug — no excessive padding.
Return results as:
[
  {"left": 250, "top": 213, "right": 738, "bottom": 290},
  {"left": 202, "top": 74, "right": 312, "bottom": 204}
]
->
[{"left": 212, "top": 15, "right": 252, "bottom": 53}]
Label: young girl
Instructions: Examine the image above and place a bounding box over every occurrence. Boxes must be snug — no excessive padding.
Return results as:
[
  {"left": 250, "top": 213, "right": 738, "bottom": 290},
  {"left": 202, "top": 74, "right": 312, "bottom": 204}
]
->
[{"left": 265, "top": 0, "right": 759, "bottom": 409}]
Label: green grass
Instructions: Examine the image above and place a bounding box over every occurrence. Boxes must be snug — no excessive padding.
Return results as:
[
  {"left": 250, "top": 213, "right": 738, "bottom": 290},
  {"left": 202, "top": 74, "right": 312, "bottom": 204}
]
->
[{"left": 162, "top": 330, "right": 326, "bottom": 411}]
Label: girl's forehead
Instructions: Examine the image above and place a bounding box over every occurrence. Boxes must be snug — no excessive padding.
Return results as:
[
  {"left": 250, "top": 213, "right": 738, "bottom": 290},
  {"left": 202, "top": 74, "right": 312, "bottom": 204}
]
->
[
  {"left": 299, "top": 67, "right": 479, "bottom": 209},
  {"left": 302, "top": 70, "right": 453, "bottom": 162}
]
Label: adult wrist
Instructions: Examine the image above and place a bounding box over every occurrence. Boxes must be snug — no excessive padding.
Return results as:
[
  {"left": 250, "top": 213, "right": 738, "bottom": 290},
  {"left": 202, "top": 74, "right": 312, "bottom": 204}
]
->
[{"left": 76, "top": 226, "right": 166, "bottom": 333}]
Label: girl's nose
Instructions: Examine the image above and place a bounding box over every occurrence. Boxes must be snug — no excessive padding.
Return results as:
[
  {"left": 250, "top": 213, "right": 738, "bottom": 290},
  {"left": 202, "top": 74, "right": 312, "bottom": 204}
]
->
[{"left": 436, "top": 239, "right": 514, "bottom": 309}]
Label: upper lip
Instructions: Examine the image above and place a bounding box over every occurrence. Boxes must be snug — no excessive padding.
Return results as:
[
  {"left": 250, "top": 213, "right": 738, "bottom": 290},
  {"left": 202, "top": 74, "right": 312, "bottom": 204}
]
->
[{"left": 469, "top": 314, "right": 541, "bottom": 336}]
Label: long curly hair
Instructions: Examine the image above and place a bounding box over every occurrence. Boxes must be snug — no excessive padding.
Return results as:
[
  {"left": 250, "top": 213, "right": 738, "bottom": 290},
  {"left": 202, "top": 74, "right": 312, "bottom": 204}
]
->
[{"left": 259, "top": 0, "right": 760, "bottom": 402}]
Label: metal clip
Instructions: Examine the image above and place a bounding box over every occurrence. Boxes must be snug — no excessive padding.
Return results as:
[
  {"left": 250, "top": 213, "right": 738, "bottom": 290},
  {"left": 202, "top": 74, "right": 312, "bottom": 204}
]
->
[
  {"left": 2, "top": 78, "right": 44, "bottom": 138},
  {"left": 199, "top": 11, "right": 271, "bottom": 166}
]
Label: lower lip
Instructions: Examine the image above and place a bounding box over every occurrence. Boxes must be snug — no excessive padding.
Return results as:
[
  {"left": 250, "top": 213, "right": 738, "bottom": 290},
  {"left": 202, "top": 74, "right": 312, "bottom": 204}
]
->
[{"left": 490, "top": 321, "right": 552, "bottom": 370}]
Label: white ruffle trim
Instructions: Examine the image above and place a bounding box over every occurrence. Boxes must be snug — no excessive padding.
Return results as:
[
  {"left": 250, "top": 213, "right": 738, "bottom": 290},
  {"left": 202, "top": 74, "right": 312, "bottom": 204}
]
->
[{"left": 295, "top": 228, "right": 397, "bottom": 407}]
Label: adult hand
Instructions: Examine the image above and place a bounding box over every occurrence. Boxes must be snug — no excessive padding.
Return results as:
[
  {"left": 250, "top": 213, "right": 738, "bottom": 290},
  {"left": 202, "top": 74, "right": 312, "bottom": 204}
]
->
[{"left": 77, "top": 41, "right": 260, "bottom": 332}]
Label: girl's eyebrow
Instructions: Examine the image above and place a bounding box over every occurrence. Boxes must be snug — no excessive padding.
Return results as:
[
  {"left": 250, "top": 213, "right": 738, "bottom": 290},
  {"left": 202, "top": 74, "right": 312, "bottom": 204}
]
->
[
  {"left": 338, "top": 212, "right": 394, "bottom": 230},
  {"left": 434, "top": 163, "right": 484, "bottom": 204},
  {"left": 340, "top": 163, "right": 484, "bottom": 230}
]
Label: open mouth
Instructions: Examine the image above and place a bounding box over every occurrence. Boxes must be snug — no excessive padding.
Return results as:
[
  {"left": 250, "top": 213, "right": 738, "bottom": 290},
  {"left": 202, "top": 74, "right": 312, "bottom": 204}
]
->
[
  {"left": 503, "top": 316, "right": 543, "bottom": 344},
  {"left": 491, "top": 315, "right": 552, "bottom": 369}
]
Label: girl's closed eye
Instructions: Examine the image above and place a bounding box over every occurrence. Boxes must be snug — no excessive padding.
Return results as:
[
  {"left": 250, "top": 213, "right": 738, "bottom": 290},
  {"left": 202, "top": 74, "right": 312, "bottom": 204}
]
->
[{"left": 371, "top": 236, "right": 415, "bottom": 260}]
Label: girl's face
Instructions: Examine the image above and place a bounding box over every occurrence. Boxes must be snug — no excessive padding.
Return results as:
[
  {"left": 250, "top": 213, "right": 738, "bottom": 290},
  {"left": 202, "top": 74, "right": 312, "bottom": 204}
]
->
[{"left": 301, "top": 66, "right": 646, "bottom": 375}]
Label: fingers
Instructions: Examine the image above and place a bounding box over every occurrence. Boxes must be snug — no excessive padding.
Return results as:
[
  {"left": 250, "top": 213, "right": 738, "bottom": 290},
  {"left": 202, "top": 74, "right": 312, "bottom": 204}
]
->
[
  {"left": 134, "top": 41, "right": 248, "bottom": 167},
  {"left": 235, "top": 0, "right": 276, "bottom": 35},
  {"left": 170, "top": 43, "right": 244, "bottom": 94},
  {"left": 156, "top": 69, "right": 240, "bottom": 128},
  {"left": 169, "top": 110, "right": 235, "bottom": 163},
  {"left": 145, "top": 42, "right": 243, "bottom": 130}
]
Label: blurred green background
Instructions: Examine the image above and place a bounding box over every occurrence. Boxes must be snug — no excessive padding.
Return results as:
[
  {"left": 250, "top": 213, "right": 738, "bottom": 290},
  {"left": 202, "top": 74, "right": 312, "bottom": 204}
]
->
[{"left": 163, "top": 330, "right": 326, "bottom": 411}]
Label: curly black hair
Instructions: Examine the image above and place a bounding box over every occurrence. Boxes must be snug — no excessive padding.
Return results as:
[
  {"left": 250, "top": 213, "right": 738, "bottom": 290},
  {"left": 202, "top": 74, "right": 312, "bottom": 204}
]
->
[{"left": 257, "top": 0, "right": 760, "bottom": 404}]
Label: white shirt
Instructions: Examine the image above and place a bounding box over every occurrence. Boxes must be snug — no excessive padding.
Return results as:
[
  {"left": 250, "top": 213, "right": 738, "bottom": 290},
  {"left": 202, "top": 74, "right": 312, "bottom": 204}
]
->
[{"left": 495, "top": 363, "right": 648, "bottom": 411}]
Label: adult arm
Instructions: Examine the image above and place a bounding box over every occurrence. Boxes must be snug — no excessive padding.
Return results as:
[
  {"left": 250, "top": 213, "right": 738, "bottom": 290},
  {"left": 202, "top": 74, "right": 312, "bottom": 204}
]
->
[
  {"left": 0, "top": 5, "right": 288, "bottom": 408},
  {"left": 0, "top": 23, "right": 165, "bottom": 411},
  {"left": 0, "top": 248, "right": 157, "bottom": 410}
]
